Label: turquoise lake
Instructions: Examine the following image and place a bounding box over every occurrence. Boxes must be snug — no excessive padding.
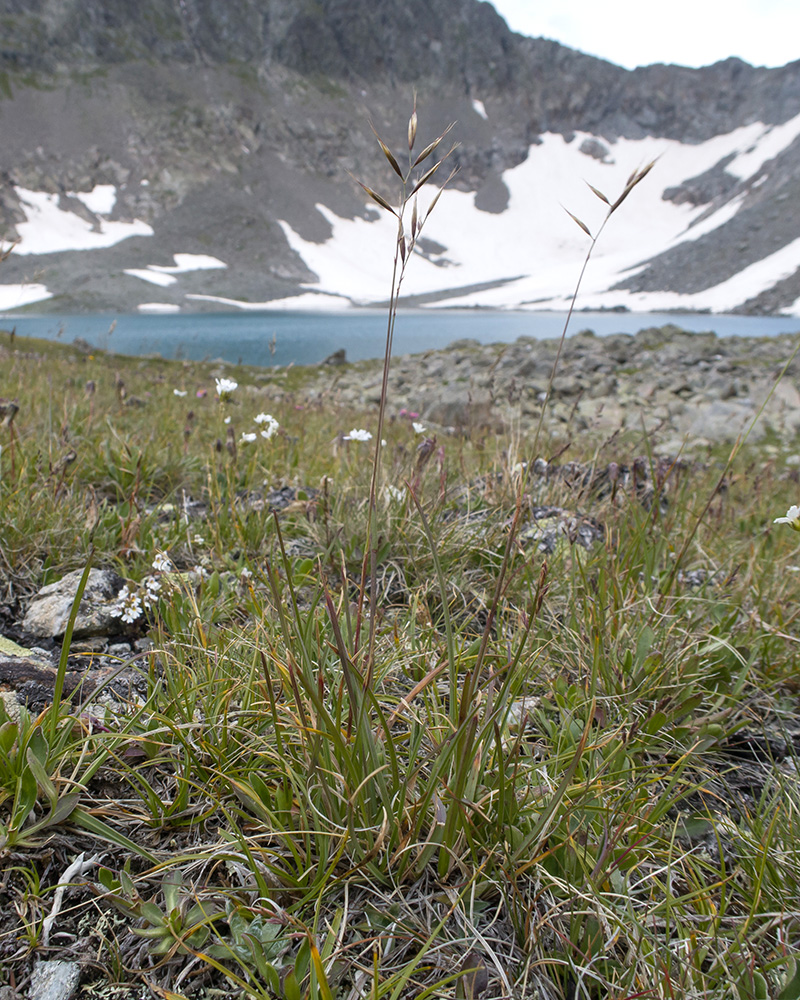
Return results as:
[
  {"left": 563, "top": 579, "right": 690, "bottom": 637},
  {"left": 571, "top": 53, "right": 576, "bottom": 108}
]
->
[{"left": 2, "top": 310, "right": 798, "bottom": 368}]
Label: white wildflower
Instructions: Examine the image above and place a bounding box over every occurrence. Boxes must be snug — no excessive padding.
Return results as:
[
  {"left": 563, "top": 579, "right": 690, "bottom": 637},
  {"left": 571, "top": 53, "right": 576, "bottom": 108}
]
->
[
  {"left": 384, "top": 485, "right": 405, "bottom": 503},
  {"left": 215, "top": 377, "right": 238, "bottom": 399},
  {"left": 173, "top": 389, "right": 188, "bottom": 397},
  {"left": 255, "top": 413, "right": 279, "bottom": 439},
  {"left": 774, "top": 505, "right": 800, "bottom": 531},
  {"left": 224, "top": 415, "right": 231, "bottom": 425},
  {"left": 344, "top": 428, "right": 372, "bottom": 442},
  {"left": 412, "top": 421, "right": 426, "bottom": 434},
  {"left": 142, "top": 581, "right": 159, "bottom": 608},
  {"left": 152, "top": 552, "right": 172, "bottom": 572},
  {"left": 193, "top": 534, "right": 205, "bottom": 545},
  {"left": 240, "top": 432, "right": 257, "bottom": 444},
  {"left": 109, "top": 584, "right": 143, "bottom": 623}
]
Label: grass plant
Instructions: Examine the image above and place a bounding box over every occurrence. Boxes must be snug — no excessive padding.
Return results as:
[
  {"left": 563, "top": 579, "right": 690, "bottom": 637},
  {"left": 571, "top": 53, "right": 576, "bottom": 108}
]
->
[{"left": 0, "top": 112, "right": 800, "bottom": 999}]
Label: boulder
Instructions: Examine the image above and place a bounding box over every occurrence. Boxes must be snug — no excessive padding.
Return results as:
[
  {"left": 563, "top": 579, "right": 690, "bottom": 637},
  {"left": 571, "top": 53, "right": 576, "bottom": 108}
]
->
[{"left": 22, "top": 568, "right": 125, "bottom": 640}]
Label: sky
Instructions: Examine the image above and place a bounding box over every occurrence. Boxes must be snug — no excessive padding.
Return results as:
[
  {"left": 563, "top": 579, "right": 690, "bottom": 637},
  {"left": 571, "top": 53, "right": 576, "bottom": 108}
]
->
[{"left": 488, "top": 0, "right": 800, "bottom": 70}]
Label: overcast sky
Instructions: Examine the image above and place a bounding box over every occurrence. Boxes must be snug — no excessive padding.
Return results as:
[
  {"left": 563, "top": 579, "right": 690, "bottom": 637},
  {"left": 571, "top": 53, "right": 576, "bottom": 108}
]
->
[{"left": 488, "top": 0, "right": 800, "bottom": 70}]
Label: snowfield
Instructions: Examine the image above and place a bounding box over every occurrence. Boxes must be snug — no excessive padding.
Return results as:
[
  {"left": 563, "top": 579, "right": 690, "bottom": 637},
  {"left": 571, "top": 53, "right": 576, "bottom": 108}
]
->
[
  {"left": 277, "top": 113, "right": 800, "bottom": 315},
  {"left": 3, "top": 112, "right": 800, "bottom": 315}
]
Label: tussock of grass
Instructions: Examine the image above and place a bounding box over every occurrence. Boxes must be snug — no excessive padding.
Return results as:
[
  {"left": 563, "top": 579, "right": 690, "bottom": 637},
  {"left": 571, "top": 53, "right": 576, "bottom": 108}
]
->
[{"left": 1, "top": 115, "right": 800, "bottom": 1000}]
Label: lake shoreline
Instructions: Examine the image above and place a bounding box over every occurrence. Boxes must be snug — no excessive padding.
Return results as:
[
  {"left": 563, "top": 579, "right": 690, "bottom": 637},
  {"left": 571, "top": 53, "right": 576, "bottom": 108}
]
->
[
  {"left": 291, "top": 323, "right": 800, "bottom": 451},
  {"left": 1, "top": 308, "right": 799, "bottom": 370}
]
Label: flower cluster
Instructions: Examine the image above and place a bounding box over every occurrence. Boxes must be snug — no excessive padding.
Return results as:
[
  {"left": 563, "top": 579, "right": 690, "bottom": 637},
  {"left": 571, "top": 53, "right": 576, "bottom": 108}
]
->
[
  {"left": 215, "top": 377, "right": 238, "bottom": 401},
  {"left": 255, "top": 412, "right": 279, "bottom": 439},
  {"left": 109, "top": 555, "right": 169, "bottom": 623},
  {"left": 238, "top": 413, "right": 281, "bottom": 445},
  {"left": 344, "top": 428, "right": 372, "bottom": 442},
  {"left": 108, "top": 584, "right": 143, "bottom": 624}
]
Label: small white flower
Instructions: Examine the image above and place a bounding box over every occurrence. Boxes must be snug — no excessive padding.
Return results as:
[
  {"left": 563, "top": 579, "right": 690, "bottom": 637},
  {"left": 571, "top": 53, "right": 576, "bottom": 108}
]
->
[
  {"left": 143, "top": 575, "right": 161, "bottom": 594},
  {"left": 774, "top": 505, "right": 800, "bottom": 531},
  {"left": 110, "top": 584, "right": 143, "bottom": 623},
  {"left": 173, "top": 389, "right": 188, "bottom": 397},
  {"left": 511, "top": 461, "right": 528, "bottom": 476},
  {"left": 215, "top": 377, "right": 238, "bottom": 398},
  {"left": 240, "top": 432, "right": 257, "bottom": 443},
  {"left": 255, "top": 413, "right": 279, "bottom": 439},
  {"left": 240, "top": 566, "right": 253, "bottom": 579},
  {"left": 152, "top": 552, "right": 172, "bottom": 572},
  {"left": 193, "top": 534, "right": 205, "bottom": 545},
  {"left": 384, "top": 485, "right": 405, "bottom": 503},
  {"left": 412, "top": 421, "right": 426, "bottom": 434},
  {"left": 344, "top": 428, "right": 372, "bottom": 442},
  {"left": 224, "top": 416, "right": 232, "bottom": 425}
]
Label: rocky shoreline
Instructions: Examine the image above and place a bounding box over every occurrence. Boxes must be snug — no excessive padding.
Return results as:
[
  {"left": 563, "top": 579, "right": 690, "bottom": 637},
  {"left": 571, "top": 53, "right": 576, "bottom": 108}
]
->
[{"left": 295, "top": 323, "right": 800, "bottom": 450}]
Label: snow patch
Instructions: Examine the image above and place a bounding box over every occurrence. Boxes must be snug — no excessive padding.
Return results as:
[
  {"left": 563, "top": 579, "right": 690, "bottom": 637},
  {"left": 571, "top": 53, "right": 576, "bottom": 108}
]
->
[
  {"left": 185, "top": 291, "right": 353, "bottom": 311},
  {"left": 138, "top": 302, "right": 181, "bottom": 313},
  {"left": 125, "top": 269, "right": 176, "bottom": 287},
  {"left": 69, "top": 184, "right": 117, "bottom": 216},
  {"left": 125, "top": 254, "right": 227, "bottom": 286},
  {"left": 147, "top": 254, "right": 227, "bottom": 274},
  {"left": 13, "top": 188, "right": 153, "bottom": 255},
  {"left": 472, "top": 99, "right": 488, "bottom": 120},
  {"left": 726, "top": 110, "right": 800, "bottom": 180},
  {"left": 0, "top": 283, "right": 53, "bottom": 311}
]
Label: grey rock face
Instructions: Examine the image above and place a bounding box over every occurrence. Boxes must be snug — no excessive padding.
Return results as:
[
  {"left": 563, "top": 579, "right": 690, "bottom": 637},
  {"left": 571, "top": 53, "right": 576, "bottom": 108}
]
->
[
  {"left": 28, "top": 960, "right": 80, "bottom": 1000},
  {"left": 22, "top": 568, "right": 125, "bottom": 640},
  {"left": 0, "top": 1, "right": 799, "bottom": 314}
]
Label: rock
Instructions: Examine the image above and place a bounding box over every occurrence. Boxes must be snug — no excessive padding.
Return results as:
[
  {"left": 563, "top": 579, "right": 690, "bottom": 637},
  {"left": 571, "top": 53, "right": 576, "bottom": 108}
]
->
[
  {"left": 321, "top": 349, "right": 346, "bottom": 366},
  {"left": 28, "top": 960, "right": 80, "bottom": 1000},
  {"left": 422, "top": 384, "right": 494, "bottom": 430},
  {"left": 678, "top": 399, "right": 758, "bottom": 441},
  {"left": 21, "top": 568, "right": 125, "bottom": 641},
  {"left": 0, "top": 635, "right": 35, "bottom": 656}
]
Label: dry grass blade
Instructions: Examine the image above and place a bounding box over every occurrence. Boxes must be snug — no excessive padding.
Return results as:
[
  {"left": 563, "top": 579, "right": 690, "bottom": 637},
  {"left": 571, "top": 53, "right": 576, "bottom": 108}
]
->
[
  {"left": 354, "top": 177, "right": 397, "bottom": 216},
  {"left": 564, "top": 207, "right": 592, "bottom": 238},
  {"left": 586, "top": 182, "right": 610, "bottom": 205},
  {"left": 410, "top": 158, "right": 444, "bottom": 196},
  {"left": 424, "top": 166, "right": 459, "bottom": 224},
  {"left": 611, "top": 159, "right": 657, "bottom": 212},
  {"left": 412, "top": 122, "right": 455, "bottom": 168},
  {"left": 408, "top": 108, "right": 418, "bottom": 151},
  {"left": 371, "top": 123, "right": 404, "bottom": 180}
]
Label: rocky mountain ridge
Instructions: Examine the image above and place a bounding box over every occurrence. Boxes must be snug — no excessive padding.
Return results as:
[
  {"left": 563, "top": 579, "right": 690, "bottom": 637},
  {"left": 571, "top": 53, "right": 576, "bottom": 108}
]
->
[{"left": 1, "top": 0, "right": 799, "bottom": 315}]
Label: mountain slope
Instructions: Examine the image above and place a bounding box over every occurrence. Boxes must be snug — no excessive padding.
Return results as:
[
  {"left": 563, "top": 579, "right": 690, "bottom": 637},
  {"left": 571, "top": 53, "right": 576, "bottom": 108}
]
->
[{"left": 1, "top": 0, "right": 799, "bottom": 316}]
